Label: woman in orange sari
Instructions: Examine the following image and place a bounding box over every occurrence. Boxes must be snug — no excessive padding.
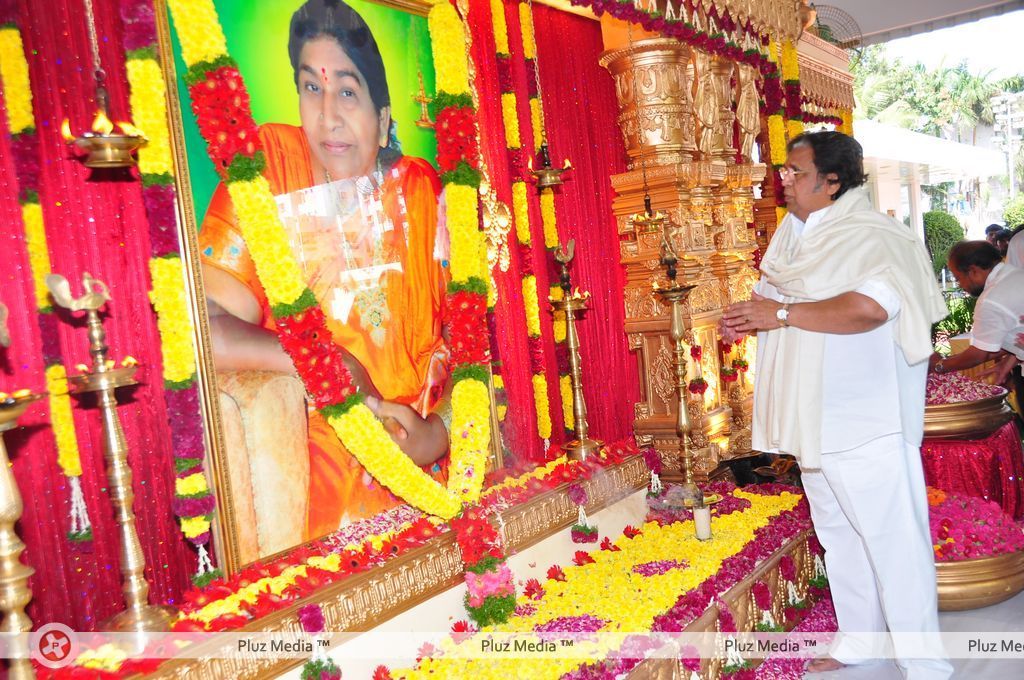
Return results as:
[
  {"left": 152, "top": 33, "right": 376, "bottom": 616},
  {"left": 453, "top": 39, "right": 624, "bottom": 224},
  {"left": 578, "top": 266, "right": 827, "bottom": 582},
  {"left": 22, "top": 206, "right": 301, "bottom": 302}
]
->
[{"left": 199, "top": 0, "right": 449, "bottom": 539}]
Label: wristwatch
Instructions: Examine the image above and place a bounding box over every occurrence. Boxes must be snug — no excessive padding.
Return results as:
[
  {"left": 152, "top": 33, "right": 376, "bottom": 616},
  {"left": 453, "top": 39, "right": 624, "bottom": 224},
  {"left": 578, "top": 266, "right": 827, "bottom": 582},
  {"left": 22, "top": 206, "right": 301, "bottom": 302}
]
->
[
  {"left": 776, "top": 303, "right": 791, "bottom": 328},
  {"left": 934, "top": 360, "right": 946, "bottom": 374}
]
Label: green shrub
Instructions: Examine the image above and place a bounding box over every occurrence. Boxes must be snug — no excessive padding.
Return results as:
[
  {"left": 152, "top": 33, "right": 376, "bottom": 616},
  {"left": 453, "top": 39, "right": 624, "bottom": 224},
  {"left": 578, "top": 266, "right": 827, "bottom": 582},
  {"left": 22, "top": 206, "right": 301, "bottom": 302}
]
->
[
  {"left": 1004, "top": 195, "right": 1024, "bottom": 229},
  {"left": 932, "top": 294, "right": 976, "bottom": 345},
  {"left": 923, "top": 211, "right": 964, "bottom": 275}
]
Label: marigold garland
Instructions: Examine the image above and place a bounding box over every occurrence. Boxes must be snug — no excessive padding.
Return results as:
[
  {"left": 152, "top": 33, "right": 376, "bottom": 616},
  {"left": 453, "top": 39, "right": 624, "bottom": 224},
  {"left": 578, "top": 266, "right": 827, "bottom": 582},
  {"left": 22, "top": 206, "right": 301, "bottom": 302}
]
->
[
  {"left": 0, "top": 27, "right": 33, "bottom": 133},
  {"left": 0, "top": 13, "right": 93, "bottom": 545},
  {"left": 122, "top": 0, "right": 219, "bottom": 584},
  {"left": 492, "top": 0, "right": 561, "bottom": 444},
  {"left": 518, "top": 0, "right": 573, "bottom": 436}
]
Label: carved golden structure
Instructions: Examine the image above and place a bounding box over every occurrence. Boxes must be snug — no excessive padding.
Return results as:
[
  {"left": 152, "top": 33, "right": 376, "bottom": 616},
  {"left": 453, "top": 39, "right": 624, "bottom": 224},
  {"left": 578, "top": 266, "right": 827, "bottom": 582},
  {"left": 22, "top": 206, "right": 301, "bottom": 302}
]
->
[{"left": 600, "top": 20, "right": 764, "bottom": 480}]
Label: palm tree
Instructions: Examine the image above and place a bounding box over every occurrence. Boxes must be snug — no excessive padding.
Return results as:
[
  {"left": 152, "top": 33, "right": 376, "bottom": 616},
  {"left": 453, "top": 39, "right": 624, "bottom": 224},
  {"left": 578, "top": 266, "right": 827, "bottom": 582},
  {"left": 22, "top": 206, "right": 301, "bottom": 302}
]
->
[{"left": 947, "top": 65, "right": 998, "bottom": 144}]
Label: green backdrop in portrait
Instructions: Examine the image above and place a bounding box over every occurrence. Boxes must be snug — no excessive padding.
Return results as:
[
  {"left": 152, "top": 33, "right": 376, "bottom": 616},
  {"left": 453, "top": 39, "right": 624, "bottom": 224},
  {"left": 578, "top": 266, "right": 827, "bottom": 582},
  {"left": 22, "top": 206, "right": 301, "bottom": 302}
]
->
[{"left": 168, "top": 0, "right": 438, "bottom": 226}]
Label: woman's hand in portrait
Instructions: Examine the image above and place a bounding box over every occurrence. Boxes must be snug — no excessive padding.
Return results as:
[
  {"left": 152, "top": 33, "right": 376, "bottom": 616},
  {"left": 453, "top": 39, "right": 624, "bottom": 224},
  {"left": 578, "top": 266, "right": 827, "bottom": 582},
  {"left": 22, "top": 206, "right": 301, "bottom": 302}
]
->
[{"left": 364, "top": 396, "right": 449, "bottom": 466}]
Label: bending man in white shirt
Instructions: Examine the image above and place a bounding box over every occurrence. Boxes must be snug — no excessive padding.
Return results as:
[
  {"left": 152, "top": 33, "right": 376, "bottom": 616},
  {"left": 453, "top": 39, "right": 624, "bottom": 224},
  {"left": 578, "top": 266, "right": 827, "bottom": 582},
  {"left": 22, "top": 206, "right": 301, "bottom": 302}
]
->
[
  {"left": 722, "top": 131, "right": 952, "bottom": 679},
  {"left": 933, "top": 240, "right": 1024, "bottom": 416}
]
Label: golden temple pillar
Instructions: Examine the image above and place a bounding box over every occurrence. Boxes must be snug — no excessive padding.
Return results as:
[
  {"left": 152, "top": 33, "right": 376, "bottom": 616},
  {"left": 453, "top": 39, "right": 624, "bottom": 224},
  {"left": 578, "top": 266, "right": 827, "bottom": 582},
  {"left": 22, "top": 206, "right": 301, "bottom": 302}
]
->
[{"left": 599, "top": 16, "right": 763, "bottom": 480}]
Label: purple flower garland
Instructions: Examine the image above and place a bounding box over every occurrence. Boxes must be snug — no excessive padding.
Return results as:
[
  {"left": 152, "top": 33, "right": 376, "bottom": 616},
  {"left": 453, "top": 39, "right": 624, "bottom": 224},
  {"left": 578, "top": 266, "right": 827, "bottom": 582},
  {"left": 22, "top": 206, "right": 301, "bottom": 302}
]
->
[
  {"left": 0, "top": 1, "right": 95, "bottom": 547},
  {"left": 118, "top": 0, "right": 218, "bottom": 585}
]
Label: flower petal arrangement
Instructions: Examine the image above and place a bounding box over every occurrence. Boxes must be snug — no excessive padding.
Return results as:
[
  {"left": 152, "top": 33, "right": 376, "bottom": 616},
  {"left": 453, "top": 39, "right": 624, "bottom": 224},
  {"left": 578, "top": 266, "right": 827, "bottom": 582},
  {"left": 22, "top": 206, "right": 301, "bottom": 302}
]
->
[
  {"left": 395, "top": 484, "right": 810, "bottom": 679},
  {"left": 928, "top": 487, "right": 1024, "bottom": 561}
]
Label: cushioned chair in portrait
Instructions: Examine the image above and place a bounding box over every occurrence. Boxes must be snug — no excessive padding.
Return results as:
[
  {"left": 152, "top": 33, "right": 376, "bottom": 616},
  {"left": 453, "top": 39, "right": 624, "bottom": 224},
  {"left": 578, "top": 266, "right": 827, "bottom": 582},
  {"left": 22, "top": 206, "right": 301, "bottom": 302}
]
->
[{"left": 215, "top": 370, "right": 310, "bottom": 564}]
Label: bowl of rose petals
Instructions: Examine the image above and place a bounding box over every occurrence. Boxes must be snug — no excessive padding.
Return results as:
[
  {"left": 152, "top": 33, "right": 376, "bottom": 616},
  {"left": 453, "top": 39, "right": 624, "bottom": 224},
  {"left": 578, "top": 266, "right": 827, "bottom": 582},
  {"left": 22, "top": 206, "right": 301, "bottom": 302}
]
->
[
  {"left": 924, "top": 373, "right": 1012, "bottom": 440},
  {"left": 929, "top": 488, "right": 1024, "bottom": 610}
]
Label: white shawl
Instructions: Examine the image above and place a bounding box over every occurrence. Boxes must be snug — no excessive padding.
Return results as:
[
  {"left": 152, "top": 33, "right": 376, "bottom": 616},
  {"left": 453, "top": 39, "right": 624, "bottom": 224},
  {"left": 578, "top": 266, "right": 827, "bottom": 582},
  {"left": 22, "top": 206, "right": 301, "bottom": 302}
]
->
[{"left": 753, "top": 187, "right": 947, "bottom": 468}]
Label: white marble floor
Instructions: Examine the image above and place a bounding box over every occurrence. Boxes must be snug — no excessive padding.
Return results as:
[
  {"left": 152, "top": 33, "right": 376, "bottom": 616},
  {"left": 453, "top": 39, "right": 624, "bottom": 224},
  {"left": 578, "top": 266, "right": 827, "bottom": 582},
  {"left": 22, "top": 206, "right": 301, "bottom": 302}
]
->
[{"left": 804, "top": 589, "right": 1024, "bottom": 679}]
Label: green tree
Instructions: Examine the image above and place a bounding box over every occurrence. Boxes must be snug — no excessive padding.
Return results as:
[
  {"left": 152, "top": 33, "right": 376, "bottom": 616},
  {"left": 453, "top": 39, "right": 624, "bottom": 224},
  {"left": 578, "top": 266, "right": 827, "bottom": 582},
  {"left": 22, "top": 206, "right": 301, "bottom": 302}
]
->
[
  {"left": 923, "top": 211, "right": 964, "bottom": 275},
  {"left": 1005, "top": 194, "right": 1024, "bottom": 228}
]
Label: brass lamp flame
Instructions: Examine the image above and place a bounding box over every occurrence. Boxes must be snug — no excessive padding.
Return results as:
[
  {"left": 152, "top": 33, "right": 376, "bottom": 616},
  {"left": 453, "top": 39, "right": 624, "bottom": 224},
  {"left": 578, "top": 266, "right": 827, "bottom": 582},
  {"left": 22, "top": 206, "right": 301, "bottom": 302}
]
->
[
  {"left": 528, "top": 143, "right": 572, "bottom": 191},
  {"left": 63, "top": 107, "right": 146, "bottom": 169},
  {"left": 630, "top": 194, "right": 667, "bottom": 234}
]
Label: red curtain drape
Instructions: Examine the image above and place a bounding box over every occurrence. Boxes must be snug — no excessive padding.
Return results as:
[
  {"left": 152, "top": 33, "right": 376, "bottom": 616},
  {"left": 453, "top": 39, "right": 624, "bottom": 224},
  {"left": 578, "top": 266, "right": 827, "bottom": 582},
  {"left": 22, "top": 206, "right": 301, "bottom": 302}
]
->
[
  {"left": 532, "top": 4, "right": 640, "bottom": 442},
  {"left": 0, "top": 0, "right": 194, "bottom": 629},
  {"left": 468, "top": 0, "right": 639, "bottom": 458}
]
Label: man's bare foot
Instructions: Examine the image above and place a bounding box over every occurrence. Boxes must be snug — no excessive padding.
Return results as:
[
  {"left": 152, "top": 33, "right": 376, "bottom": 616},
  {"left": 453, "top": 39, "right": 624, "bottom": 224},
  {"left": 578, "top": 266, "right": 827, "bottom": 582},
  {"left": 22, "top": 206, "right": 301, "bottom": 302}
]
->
[{"left": 804, "top": 656, "right": 846, "bottom": 673}]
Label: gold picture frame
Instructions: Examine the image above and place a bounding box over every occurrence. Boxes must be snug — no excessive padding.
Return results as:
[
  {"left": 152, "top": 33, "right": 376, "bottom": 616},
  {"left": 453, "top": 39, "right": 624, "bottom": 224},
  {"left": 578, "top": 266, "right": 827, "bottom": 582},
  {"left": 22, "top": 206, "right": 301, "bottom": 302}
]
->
[{"left": 154, "top": 0, "right": 505, "bottom": 574}]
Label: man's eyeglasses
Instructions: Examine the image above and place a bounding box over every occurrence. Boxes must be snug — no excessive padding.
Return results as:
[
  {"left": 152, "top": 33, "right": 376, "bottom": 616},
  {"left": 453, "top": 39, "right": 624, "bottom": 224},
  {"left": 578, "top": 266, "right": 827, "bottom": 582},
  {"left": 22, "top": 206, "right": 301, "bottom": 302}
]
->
[{"left": 778, "top": 167, "right": 810, "bottom": 181}]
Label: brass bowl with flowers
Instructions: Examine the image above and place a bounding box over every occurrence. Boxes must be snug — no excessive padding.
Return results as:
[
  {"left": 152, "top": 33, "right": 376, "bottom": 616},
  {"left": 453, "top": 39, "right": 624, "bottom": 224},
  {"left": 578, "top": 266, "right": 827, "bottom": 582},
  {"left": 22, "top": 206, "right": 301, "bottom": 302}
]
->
[
  {"left": 937, "top": 549, "right": 1024, "bottom": 611},
  {"left": 923, "top": 389, "right": 1013, "bottom": 441}
]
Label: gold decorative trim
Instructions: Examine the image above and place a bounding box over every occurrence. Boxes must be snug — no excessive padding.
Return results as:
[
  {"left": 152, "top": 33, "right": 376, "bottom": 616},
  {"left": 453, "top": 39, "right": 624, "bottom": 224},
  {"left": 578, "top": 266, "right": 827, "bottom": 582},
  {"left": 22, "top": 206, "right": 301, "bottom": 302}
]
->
[
  {"left": 796, "top": 53, "right": 855, "bottom": 109},
  {"left": 148, "top": 457, "right": 649, "bottom": 679}
]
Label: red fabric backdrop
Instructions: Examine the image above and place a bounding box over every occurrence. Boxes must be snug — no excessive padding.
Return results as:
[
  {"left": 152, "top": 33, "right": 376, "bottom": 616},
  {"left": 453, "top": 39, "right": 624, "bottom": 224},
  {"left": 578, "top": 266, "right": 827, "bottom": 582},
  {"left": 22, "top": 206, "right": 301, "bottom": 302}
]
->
[
  {"left": 0, "top": 0, "right": 194, "bottom": 630},
  {"left": 469, "top": 0, "right": 638, "bottom": 461},
  {"left": 0, "top": 0, "right": 638, "bottom": 630},
  {"left": 533, "top": 4, "right": 639, "bottom": 441}
]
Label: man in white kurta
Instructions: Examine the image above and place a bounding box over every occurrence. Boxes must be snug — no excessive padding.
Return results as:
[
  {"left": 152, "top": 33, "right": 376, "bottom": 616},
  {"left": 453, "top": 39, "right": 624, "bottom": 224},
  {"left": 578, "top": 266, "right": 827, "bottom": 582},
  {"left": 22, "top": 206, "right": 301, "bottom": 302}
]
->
[
  {"left": 933, "top": 240, "right": 1024, "bottom": 415},
  {"left": 722, "top": 131, "right": 952, "bottom": 679}
]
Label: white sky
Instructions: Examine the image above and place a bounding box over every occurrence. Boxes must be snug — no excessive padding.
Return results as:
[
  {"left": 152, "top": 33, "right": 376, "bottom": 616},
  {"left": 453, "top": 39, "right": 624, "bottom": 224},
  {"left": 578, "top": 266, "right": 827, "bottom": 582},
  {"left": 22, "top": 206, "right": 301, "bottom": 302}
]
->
[{"left": 880, "top": 9, "right": 1024, "bottom": 80}]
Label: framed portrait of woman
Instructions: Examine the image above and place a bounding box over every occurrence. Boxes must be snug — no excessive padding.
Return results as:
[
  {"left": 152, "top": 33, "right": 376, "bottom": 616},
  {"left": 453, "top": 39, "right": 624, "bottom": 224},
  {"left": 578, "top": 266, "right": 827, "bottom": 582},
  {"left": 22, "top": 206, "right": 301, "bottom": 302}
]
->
[{"left": 156, "top": 0, "right": 501, "bottom": 573}]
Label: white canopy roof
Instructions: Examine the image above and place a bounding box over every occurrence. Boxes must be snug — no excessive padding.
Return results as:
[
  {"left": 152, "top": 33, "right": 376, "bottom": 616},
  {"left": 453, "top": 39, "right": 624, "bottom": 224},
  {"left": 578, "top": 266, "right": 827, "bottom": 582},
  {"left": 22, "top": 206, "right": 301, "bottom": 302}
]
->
[
  {"left": 855, "top": 119, "right": 1006, "bottom": 183},
  {"left": 826, "top": 0, "right": 1024, "bottom": 45}
]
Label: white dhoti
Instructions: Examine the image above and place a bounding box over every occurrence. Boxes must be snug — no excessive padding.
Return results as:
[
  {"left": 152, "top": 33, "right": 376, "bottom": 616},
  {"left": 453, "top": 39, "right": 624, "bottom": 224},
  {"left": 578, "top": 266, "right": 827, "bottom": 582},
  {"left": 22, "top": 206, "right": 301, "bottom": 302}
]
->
[{"left": 801, "top": 433, "right": 953, "bottom": 680}]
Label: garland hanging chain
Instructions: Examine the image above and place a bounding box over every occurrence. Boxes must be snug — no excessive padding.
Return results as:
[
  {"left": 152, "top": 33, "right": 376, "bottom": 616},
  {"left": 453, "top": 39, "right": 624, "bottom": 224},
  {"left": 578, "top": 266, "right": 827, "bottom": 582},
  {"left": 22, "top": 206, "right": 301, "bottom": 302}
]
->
[
  {"left": 524, "top": 0, "right": 547, "bottom": 144},
  {"left": 82, "top": 0, "right": 108, "bottom": 103}
]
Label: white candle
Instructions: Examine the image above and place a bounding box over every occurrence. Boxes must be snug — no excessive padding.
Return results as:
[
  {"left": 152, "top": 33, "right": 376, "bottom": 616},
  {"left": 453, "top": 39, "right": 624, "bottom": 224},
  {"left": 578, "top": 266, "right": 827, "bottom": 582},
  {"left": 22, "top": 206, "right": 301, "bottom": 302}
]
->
[{"left": 694, "top": 505, "right": 712, "bottom": 541}]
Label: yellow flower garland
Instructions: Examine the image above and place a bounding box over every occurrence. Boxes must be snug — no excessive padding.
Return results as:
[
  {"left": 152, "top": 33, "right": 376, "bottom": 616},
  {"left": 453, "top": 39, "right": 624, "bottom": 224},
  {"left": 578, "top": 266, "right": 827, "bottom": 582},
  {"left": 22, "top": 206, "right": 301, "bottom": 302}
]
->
[
  {"left": 397, "top": 490, "right": 802, "bottom": 679},
  {"left": 519, "top": 2, "right": 536, "bottom": 60},
  {"left": 840, "top": 108, "right": 854, "bottom": 136},
  {"left": 559, "top": 374, "right": 574, "bottom": 430},
  {"left": 449, "top": 378, "right": 492, "bottom": 500},
  {"left": 512, "top": 180, "right": 531, "bottom": 245},
  {"left": 539, "top": 189, "right": 558, "bottom": 249},
  {"left": 530, "top": 98, "right": 543, "bottom": 154},
  {"left": 45, "top": 364, "right": 82, "bottom": 477},
  {"left": 522, "top": 275, "right": 541, "bottom": 337},
  {"left": 446, "top": 183, "right": 483, "bottom": 283},
  {"left": 181, "top": 515, "right": 212, "bottom": 539},
  {"left": 780, "top": 39, "right": 799, "bottom": 82},
  {"left": 427, "top": 1, "right": 470, "bottom": 96},
  {"left": 786, "top": 118, "right": 804, "bottom": 141},
  {"left": 776, "top": 206, "right": 788, "bottom": 225},
  {"left": 330, "top": 406, "right": 463, "bottom": 518},
  {"left": 175, "top": 472, "right": 209, "bottom": 497},
  {"left": 490, "top": 0, "right": 510, "bottom": 56},
  {"left": 226, "top": 178, "right": 308, "bottom": 307},
  {"left": 22, "top": 203, "right": 51, "bottom": 310},
  {"left": 531, "top": 373, "right": 552, "bottom": 440},
  {"left": 0, "top": 27, "right": 33, "bottom": 133},
  {"left": 500, "top": 93, "right": 521, "bottom": 149},
  {"left": 548, "top": 285, "right": 566, "bottom": 342},
  {"left": 148, "top": 256, "right": 197, "bottom": 384},
  {"left": 767, "top": 115, "right": 786, "bottom": 165},
  {"left": 125, "top": 57, "right": 173, "bottom": 176},
  {"left": 166, "top": 0, "right": 227, "bottom": 68}
]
